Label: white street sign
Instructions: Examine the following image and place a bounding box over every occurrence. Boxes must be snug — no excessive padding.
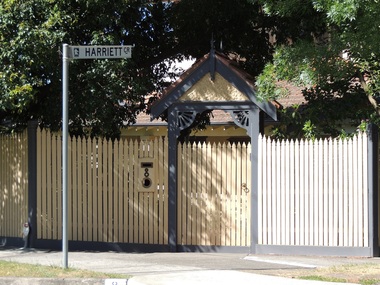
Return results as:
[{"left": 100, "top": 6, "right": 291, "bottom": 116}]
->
[{"left": 69, "top": 45, "right": 132, "bottom": 59}]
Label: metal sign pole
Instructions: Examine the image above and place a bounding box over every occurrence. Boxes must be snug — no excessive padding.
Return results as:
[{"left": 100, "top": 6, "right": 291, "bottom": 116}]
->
[
  {"left": 60, "top": 43, "right": 131, "bottom": 269},
  {"left": 62, "top": 43, "right": 69, "bottom": 269}
]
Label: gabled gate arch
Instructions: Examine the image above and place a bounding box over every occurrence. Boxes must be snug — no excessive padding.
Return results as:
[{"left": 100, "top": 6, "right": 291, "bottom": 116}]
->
[{"left": 150, "top": 48, "right": 277, "bottom": 253}]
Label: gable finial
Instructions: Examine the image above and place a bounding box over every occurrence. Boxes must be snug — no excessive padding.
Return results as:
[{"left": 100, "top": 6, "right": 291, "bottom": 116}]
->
[
  {"left": 210, "top": 34, "right": 216, "bottom": 81},
  {"left": 210, "top": 34, "right": 215, "bottom": 51}
]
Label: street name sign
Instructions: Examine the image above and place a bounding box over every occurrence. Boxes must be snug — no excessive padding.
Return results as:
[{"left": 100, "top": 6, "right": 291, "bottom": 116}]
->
[{"left": 69, "top": 45, "right": 132, "bottom": 59}]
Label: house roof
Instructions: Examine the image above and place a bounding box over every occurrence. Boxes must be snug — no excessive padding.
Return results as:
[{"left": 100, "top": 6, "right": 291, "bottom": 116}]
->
[
  {"left": 274, "top": 81, "right": 305, "bottom": 108},
  {"left": 149, "top": 49, "right": 277, "bottom": 121}
]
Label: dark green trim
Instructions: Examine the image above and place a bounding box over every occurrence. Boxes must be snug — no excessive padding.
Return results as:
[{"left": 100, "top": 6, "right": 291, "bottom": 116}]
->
[
  {"left": 150, "top": 62, "right": 209, "bottom": 119},
  {"left": 249, "top": 108, "right": 260, "bottom": 254},
  {"left": 215, "top": 60, "right": 276, "bottom": 120},
  {"left": 0, "top": 237, "right": 24, "bottom": 248},
  {"left": 367, "top": 124, "right": 379, "bottom": 257},
  {"left": 177, "top": 245, "right": 249, "bottom": 253},
  {"left": 27, "top": 121, "right": 38, "bottom": 249},
  {"left": 167, "top": 107, "right": 179, "bottom": 252}
]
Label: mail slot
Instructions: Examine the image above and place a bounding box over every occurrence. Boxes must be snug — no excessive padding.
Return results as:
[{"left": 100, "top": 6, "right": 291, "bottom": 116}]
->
[
  {"left": 141, "top": 162, "right": 153, "bottom": 168},
  {"left": 138, "top": 158, "right": 156, "bottom": 192}
]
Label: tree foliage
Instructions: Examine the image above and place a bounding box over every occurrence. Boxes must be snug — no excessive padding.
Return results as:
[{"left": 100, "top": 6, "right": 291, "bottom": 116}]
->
[
  {"left": 0, "top": 0, "right": 280, "bottom": 137},
  {"left": 171, "top": 0, "right": 274, "bottom": 76},
  {"left": 0, "top": 0, "right": 274, "bottom": 137},
  {"left": 2, "top": 0, "right": 379, "bottom": 139},
  {"left": 257, "top": 0, "right": 380, "bottom": 138},
  {"left": 0, "top": 0, "right": 180, "bottom": 137}
]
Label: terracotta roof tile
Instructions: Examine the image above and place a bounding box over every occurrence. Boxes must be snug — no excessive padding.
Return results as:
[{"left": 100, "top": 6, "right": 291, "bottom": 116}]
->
[{"left": 274, "top": 81, "right": 306, "bottom": 108}]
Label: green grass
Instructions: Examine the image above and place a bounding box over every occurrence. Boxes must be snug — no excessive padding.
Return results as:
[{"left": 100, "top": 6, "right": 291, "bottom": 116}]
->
[
  {"left": 359, "top": 279, "right": 380, "bottom": 285},
  {"left": 0, "top": 260, "right": 128, "bottom": 279},
  {"left": 299, "top": 275, "right": 346, "bottom": 283},
  {"left": 277, "top": 262, "right": 380, "bottom": 285},
  {"left": 298, "top": 274, "right": 380, "bottom": 285}
]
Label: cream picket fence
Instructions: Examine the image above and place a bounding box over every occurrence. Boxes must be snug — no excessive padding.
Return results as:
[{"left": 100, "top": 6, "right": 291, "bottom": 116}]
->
[
  {"left": 0, "top": 130, "right": 28, "bottom": 238},
  {"left": 0, "top": 128, "right": 375, "bottom": 251},
  {"left": 258, "top": 133, "right": 369, "bottom": 247},
  {"left": 177, "top": 141, "right": 252, "bottom": 247},
  {"left": 36, "top": 129, "right": 252, "bottom": 247},
  {"left": 36, "top": 129, "right": 169, "bottom": 244}
]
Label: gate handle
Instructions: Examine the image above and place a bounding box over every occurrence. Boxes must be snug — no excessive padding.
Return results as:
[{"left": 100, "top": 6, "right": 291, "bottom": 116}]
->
[{"left": 242, "top": 183, "right": 249, "bottom": 193}]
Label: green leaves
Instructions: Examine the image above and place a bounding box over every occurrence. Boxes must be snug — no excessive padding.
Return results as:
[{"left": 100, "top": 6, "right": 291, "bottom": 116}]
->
[
  {"left": 256, "top": 0, "right": 380, "bottom": 138},
  {"left": 2, "top": 0, "right": 378, "bottom": 139},
  {"left": 313, "top": 0, "right": 360, "bottom": 24},
  {"left": 256, "top": 63, "right": 289, "bottom": 101},
  {"left": 0, "top": 0, "right": 61, "bottom": 121},
  {"left": 0, "top": 0, "right": 180, "bottom": 137},
  {"left": 171, "top": 0, "right": 273, "bottom": 76}
]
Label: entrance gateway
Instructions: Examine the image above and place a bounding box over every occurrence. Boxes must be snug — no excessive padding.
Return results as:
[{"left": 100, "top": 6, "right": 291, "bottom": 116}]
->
[{"left": 150, "top": 47, "right": 277, "bottom": 253}]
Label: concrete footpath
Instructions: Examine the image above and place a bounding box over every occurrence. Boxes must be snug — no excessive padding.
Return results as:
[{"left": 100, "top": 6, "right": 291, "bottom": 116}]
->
[{"left": 0, "top": 247, "right": 374, "bottom": 285}]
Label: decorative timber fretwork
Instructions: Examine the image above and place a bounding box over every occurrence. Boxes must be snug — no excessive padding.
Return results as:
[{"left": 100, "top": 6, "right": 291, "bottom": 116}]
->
[
  {"left": 229, "top": 110, "right": 251, "bottom": 135},
  {"left": 229, "top": 110, "right": 250, "bottom": 127},
  {"left": 177, "top": 111, "right": 197, "bottom": 131}
]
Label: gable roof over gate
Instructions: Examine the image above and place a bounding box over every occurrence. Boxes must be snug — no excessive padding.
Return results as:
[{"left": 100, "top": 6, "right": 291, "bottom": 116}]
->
[
  {"left": 148, "top": 50, "right": 278, "bottom": 253},
  {"left": 150, "top": 50, "right": 277, "bottom": 121}
]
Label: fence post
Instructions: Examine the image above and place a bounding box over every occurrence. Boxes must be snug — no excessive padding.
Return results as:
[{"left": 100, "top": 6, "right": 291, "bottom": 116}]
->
[
  {"left": 167, "top": 108, "right": 180, "bottom": 252},
  {"left": 250, "top": 107, "right": 260, "bottom": 254},
  {"left": 27, "top": 120, "right": 38, "bottom": 248},
  {"left": 368, "top": 123, "right": 379, "bottom": 257}
]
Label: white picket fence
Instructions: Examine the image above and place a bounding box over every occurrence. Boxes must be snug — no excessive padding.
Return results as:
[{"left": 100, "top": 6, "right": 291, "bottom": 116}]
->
[{"left": 258, "top": 133, "right": 369, "bottom": 248}]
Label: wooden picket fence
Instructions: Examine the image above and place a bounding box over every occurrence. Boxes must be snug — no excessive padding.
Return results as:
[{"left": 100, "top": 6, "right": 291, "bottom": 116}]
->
[
  {"left": 258, "top": 133, "right": 369, "bottom": 248},
  {"left": 36, "top": 129, "right": 169, "bottom": 244},
  {"left": 0, "top": 127, "right": 375, "bottom": 252},
  {"left": 36, "top": 129, "right": 251, "bottom": 247},
  {"left": 177, "top": 141, "right": 251, "bottom": 247},
  {"left": 0, "top": 130, "right": 28, "bottom": 238}
]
